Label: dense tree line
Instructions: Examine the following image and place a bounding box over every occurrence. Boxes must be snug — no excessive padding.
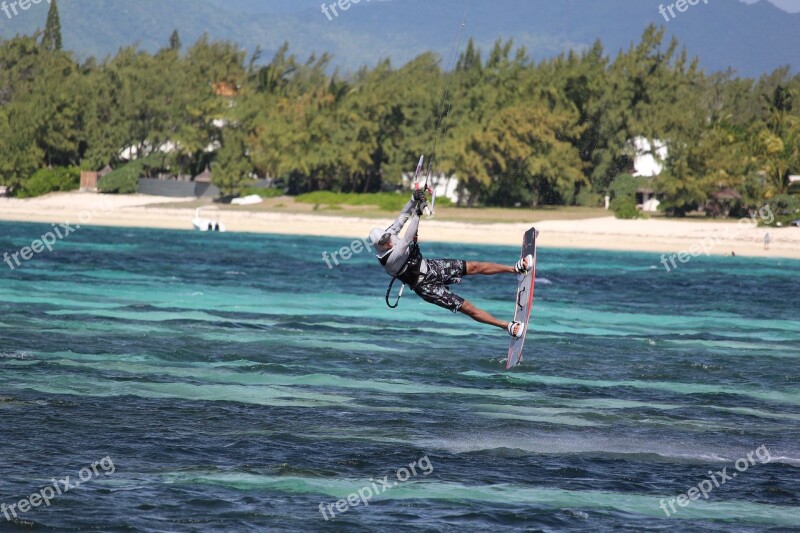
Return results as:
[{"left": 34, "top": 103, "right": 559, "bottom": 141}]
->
[{"left": 0, "top": 13, "right": 798, "bottom": 215}]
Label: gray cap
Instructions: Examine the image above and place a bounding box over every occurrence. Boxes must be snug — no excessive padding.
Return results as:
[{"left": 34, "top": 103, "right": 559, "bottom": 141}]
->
[{"left": 368, "top": 227, "right": 392, "bottom": 258}]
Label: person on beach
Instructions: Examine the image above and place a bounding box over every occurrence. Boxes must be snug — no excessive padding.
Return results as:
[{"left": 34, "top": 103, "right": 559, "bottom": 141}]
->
[
  {"left": 368, "top": 190, "right": 533, "bottom": 338},
  {"left": 764, "top": 232, "right": 771, "bottom": 251}
]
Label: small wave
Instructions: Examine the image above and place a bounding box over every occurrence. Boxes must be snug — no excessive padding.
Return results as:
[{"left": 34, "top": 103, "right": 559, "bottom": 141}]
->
[
  {"left": 224, "top": 271, "right": 246, "bottom": 276},
  {"left": 671, "top": 452, "right": 800, "bottom": 468},
  {"left": 536, "top": 277, "right": 553, "bottom": 285},
  {"left": 421, "top": 434, "right": 800, "bottom": 468},
  {"left": 771, "top": 455, "right": 800, "bottom": 467},
  {"left": 161, "top": 472, "right": 800, "bottom": 525}
]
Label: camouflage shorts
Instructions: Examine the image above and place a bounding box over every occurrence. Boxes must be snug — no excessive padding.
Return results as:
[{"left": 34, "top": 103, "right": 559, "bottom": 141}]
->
[{"left": 413, "top": 259, "right": 467, "bottom": 313}]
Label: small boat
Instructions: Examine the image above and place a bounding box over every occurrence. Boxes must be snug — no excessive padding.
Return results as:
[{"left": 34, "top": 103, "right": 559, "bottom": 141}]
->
[
  {"left": 231, "top": 194, "right": 263, "bottom": 206},
  {"left": 192, "top": 208, "right": 226, "bottom": 232}
]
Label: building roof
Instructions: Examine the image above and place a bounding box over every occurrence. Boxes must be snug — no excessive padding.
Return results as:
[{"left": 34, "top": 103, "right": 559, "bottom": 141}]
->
[
  {"left": 212, "top": 81, "right": 238, "bottom": 97},
  {"left": 712, "top": 188, "right": 742, "bottom": 200},
  {"left": 194, "top": 167, "right": 213, "bottom": 183}
]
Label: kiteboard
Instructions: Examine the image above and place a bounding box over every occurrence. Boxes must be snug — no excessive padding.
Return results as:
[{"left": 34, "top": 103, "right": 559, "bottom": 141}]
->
[{"left": 507, "top": 227, "right": 538, "bottom": 369}]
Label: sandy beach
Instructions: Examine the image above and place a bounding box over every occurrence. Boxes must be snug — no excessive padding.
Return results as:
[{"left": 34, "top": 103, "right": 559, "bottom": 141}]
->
[{"left": 1, "top": 192, "right": 798, "bottom": 259}]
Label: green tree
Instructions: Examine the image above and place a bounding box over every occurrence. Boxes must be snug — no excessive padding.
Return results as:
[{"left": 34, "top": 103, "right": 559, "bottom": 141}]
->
[
  {"left": 609, "top": 174, "right": 642, "bottom": 219},
  {"left": 0, "top": 107, "right": 41, "bottom": 190},
  {"left": 213, "top": 129, "right": 254, "bottom": 196},
  {"left": 754, "top": 83, "right": 799, "bottom": 197},
  {"left": 169, "top": 30, "right": 181, "bottom": 52},
  {"left": 0, "top": 23, "right": 795, "bottom": 208},
  {"left": 42, "top": 0, "right": 63, "bottom": 52},
  {"left": 17, "top": 166, "right": 80, "bottom": 198}
]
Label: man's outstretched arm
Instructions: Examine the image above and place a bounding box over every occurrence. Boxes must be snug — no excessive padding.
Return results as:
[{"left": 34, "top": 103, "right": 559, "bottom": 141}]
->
[
  {"left": 400, "top": 212, "right": 421, "bottom": 247},
  {"left": 386, "top": 199, "right": 417, "bottom": 235}
]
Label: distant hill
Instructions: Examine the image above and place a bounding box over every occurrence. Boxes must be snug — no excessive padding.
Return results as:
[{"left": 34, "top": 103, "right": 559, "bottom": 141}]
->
[{"left": 0, "top": 0, "right": 797, "bottom": 78}]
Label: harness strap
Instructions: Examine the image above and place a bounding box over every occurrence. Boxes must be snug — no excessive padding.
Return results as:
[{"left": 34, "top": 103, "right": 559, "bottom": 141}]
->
[{"left": 385, "top": 277, "right": 404, "bottom": 309}]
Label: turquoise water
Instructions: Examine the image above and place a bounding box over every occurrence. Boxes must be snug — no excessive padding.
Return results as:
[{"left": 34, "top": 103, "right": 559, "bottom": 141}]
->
[{"left": 1, "top": 221, "right": 798, "bottom": 532}]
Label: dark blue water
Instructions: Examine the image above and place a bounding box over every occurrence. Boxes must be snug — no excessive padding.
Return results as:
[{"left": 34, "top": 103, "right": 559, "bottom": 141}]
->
[{"left": 1, "top": 221, "right": 798, "bottom": 532}]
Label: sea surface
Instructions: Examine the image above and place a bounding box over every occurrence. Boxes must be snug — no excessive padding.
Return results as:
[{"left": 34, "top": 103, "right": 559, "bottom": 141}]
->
[{"left": 1, "top": 221, "right": 798, "bottom": 532}]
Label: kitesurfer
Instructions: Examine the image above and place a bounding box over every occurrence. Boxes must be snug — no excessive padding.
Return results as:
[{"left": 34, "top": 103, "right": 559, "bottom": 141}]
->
[{"left": 369, "top": 190, "right": 533, "bottom": 338}]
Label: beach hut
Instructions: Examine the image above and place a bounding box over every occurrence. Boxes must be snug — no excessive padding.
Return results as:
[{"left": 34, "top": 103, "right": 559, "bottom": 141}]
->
[
  {"left": 636, "top": 185, "right": 661, "bottom": 212},
  {"left": 707, "top": 188, "right": 742, "bottom": 217},
  {"left": 81, "top": 165, "right": 112, "bottom": 192},
  {"left": 193, "top": 167, "right": 220, "bottom": 198},
  {"left": 80, "top": 171, "right": 98, "bottom": 192}
]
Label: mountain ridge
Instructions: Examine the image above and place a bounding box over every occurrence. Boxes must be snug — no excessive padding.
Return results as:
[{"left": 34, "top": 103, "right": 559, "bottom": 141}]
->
[{"left": 0, "top": 0, "right": 796, "bottom": 77}]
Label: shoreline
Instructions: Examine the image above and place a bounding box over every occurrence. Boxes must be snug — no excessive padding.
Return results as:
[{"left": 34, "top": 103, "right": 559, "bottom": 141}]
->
[{"left": 1, "top": 192, "right": 799, "bottom": 260}]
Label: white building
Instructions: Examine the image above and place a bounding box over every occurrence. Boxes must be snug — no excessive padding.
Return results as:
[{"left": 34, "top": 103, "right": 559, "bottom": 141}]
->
[
  {"left": 402, "top": 171, "right": 460, "bottom": 204},
  {"left": 631, "top": 137, "right": 668, "bottom": 212},
  {"left": 118, "top": 141, "right": 179, "bottom": 161},
  {"left": 632, "top": 137, "right": 668, "bottom": 178}
]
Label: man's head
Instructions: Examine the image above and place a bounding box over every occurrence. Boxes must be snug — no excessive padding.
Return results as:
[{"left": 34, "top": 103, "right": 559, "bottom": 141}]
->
[{"left": 369, "top": 227, "right": 393, "bottom": 256}]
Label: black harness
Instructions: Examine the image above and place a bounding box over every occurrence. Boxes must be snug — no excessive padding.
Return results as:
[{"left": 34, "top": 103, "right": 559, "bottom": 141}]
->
[{"left": 382, "top": 241, "right": 425, "bottom": 308}]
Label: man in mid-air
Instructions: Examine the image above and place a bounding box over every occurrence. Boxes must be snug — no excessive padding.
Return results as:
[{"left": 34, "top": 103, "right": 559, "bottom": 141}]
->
[{"left": 369, "top": 190, "right": 532, "bottom": 338}]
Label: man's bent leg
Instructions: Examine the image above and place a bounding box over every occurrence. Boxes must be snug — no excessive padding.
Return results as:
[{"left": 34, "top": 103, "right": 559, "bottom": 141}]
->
[
  {"left": 459, "top": 300, "right": 507, "bottom": 330},
  {"left": 466, "top": 261, "right": 515, "bottom": 276}
]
